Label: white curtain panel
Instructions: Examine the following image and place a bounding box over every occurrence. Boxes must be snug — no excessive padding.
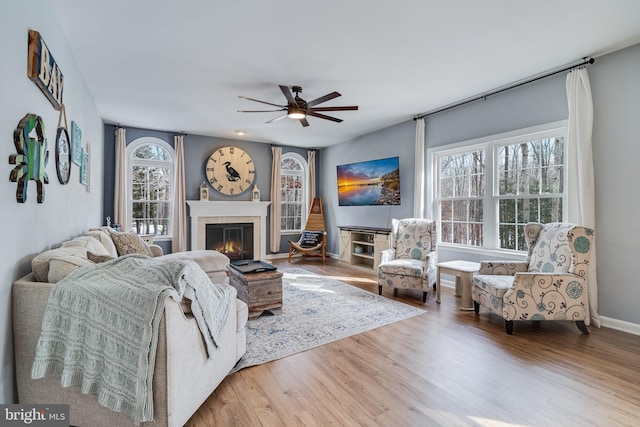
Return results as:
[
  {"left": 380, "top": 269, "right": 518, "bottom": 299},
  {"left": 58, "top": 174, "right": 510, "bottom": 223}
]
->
[
  {"left": 113, "top": 128, "right": 127, "bottom": 227},
  {"left": 308, "top": 150, "right": 316, "bottom": 201},
  {"left": 414, "top": 118, "right": 426, "bottom": 219},
  {"left": 566, "top": 68, "right": 600, "bottom": 327},
  {"left": 172, "top": 135, "right": 187, "bottom": 252},
  {"left": 270, "top": 146, "right": 282, "bottom": 253}
]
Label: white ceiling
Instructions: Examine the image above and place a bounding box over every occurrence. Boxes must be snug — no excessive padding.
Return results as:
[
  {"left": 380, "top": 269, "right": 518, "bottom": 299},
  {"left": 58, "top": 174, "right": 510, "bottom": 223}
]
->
[{"left": 51, "top": 0, "right": 640, "bottom": 148}]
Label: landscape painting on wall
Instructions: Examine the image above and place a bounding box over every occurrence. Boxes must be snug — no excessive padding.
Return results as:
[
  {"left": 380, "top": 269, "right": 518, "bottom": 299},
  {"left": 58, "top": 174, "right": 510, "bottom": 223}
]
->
[{"left": 337, "top": 157, "right": 400, "bottom": 206}]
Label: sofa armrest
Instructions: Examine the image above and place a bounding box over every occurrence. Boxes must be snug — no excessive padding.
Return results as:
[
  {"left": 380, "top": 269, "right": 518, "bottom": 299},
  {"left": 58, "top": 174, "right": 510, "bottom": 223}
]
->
[
  {"left": 478, "top": 261, "right": 529, "bottom": 275},
  {"left": 148, "top": 244, "right": 163, "bottom": 257}
]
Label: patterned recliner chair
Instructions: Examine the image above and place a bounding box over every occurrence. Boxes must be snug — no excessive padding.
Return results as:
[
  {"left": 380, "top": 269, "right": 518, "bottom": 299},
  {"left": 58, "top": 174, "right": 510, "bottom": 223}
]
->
[
  {"left": 377, "top": 218, "right": 437, "bottom": 303},
  {"left": 472, "top": 222, "right": 594, "bottom": 335}
]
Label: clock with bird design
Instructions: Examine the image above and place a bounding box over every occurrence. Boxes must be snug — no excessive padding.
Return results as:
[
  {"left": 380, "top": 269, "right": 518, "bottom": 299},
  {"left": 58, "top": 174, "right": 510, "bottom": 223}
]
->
[{"left": 205, "top": 146, "right": 256, "bottom": 195}]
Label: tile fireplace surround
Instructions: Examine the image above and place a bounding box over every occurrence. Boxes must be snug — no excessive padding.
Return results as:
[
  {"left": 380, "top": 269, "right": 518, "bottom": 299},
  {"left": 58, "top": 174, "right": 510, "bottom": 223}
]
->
[{"left": 187, "top": 200, "right": 271, "bottom": 260}]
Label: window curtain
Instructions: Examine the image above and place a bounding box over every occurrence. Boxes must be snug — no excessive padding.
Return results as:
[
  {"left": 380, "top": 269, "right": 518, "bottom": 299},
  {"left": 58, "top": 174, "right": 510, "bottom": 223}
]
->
[
  {"left": 114, "top": 127, "right": 127, "bottom": 228},
  {"left": 308, "top": 149, "right": 316, "bottom": 201},
  {"left": 172, "top": 135, "right": 187, "bottom": 252},
  {"left": 414, "top": 118, "right": 425, "bottom": 218},
  {"left": 566, "top": 68, "right": 600, "bottom": 327},
  {"left": 270, "top": 146, "right": 282, "bottom": 253}
]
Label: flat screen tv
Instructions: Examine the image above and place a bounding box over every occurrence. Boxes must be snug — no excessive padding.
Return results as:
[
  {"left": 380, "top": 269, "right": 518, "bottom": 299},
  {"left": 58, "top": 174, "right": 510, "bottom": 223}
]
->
[{"left": 337, "top": 156, "right": 400, "bottom": 206}]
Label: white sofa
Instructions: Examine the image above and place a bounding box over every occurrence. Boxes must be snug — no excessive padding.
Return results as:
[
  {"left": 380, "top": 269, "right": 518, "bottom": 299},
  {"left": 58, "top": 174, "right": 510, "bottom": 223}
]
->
[{"left": 12, "top": 229, "right": 248, "bottom": 427}]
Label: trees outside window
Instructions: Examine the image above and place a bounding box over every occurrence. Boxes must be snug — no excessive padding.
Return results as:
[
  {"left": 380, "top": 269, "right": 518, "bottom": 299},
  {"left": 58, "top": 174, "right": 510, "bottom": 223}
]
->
[
  {"left": 126, "top": 137, "right": 174, "bottom": 237},
  {"left": 430, "top": 122, "right": 567, "bottom": 252},
  {"left": 280, "top": 153, "right": 308, "bottom": 233}
]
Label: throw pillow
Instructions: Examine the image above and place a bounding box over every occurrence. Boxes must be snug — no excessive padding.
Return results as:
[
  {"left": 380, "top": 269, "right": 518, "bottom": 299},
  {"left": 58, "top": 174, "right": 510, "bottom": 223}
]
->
[
  {"left": 110, "top": 232, "right": 153, "bottom": 257},
  {"left": 48, "top": 256, "right": 94, "bottom": 283},
  {"left": 87, "top": 251, "right": 115, "bottom": 263},
  {"left": 299, "top": 231, "right": 324, "bottom": 248}
]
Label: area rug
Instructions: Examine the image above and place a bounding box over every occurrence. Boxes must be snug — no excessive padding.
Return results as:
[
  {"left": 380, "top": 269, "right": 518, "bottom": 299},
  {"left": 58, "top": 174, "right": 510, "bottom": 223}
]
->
[{"left": 230, "top": 268, "right": 426, "bottom": 373}]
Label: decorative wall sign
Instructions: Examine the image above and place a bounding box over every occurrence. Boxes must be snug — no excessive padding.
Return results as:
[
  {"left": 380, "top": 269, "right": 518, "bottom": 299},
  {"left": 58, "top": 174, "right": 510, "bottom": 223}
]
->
[
  {"left": 79, "top": 147, "right": 88, "bottom": 186},
  {"left": 71, "top": 121, "right": 82, "bottom": 165},
  {"left": 9, "top": 113, "right": 49, "bottom": 203},
  {"left": 27, "top": 30, "right": 64, "bottom": 110}
]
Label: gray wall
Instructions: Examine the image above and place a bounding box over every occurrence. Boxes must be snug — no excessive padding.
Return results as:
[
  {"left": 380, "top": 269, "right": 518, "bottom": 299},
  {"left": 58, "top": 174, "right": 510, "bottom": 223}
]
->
[
  {"left": 322, "top": 43, "right": 640, "bottom": 327},
  {"left": 320, "top": 120, "right": 416, "bottom": 253},
  {"left": 1, "top": 1, "right": 105, "bottom": 403},
  {"left": 102, "top": 127, "right": 311, "bottom": 254}
]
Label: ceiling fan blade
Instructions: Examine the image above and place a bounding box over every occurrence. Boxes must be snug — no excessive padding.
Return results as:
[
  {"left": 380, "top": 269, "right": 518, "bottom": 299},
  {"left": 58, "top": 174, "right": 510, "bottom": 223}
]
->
[
  {"left": 307, "top": 91, "right": 341, "bottom": 107},
  {"left": 299, "top": 117, "right": 310, "bottom": 127},
  {"left": 238, "top": 96, "right": 285, "bottom": 108},
  {"left": 238, "top": 109, "right": 286, "bottom": 113},
  {"left": 307, "top": 111, "right": 343, "bottom": 123},
  {"left": 279, "top": 85, "right": 295, "bottom": 103},
  {"left": 310, "top": 105, "right": 359, "bottom": 112},
  {"left": 266, "top": 114, "right": 287, "bottom": 124}
]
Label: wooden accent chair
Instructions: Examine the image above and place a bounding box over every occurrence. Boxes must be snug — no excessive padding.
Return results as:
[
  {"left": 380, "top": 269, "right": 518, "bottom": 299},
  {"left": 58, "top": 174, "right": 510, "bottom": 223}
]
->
[
  {"left": 288, "top": 198, "right": 327, "bottom": 263},
  {"left": 472, "top": 222, "right": 594, "bottom": 335}
]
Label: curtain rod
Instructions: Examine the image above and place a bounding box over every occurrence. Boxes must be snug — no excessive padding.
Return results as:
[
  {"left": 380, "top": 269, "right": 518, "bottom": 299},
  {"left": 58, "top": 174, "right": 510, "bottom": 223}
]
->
[{"left": 414, "top": 57, "right": 594, "bottom": 120}]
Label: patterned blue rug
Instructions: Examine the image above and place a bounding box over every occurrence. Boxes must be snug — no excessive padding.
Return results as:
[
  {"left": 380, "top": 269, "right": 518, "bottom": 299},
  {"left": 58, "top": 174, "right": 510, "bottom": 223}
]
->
[{"left": 231, "top": 268, "right": 426, "bottom": 373}]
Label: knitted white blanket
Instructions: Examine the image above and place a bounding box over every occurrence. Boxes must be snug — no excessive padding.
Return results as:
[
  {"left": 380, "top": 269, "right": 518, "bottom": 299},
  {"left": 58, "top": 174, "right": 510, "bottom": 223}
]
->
[{"left": 31, "top": 254, "right": 236, "bottom": 422}]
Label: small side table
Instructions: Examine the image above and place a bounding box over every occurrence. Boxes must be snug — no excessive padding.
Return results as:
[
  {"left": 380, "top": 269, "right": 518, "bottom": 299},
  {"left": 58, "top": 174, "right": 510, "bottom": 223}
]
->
[{"left": 436, "top": 260, "right": 480, "bottom": 311}]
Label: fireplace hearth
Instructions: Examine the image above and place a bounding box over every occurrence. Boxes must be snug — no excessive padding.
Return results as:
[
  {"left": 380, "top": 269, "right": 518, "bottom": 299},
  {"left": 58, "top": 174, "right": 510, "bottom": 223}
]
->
[{"left": 187, "top": 201, "right": 271, "bottom": 260}]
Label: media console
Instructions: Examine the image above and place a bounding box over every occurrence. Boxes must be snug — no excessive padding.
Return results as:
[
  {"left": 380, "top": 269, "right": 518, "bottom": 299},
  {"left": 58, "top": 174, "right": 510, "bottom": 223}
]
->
[{"left": 338, "top": 226, "right": 391, "bottom": 271}]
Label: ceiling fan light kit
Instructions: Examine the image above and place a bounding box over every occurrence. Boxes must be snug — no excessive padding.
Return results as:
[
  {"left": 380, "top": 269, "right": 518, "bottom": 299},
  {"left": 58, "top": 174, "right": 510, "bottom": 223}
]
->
[{"left": 239, "top": 84, "right": 358, "bottom": 127}]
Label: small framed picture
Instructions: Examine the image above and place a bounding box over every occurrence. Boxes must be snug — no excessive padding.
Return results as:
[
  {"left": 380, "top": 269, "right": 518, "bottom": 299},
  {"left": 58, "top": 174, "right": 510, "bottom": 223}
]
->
[{"left": 71, "top": 121, "right": 82, "bottom": 165}]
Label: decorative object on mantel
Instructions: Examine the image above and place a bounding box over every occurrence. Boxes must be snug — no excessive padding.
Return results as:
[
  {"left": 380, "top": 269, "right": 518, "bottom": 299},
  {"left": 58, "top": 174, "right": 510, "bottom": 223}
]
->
[
  {"left": 205, "top": 146, "right": 256, "bottom": 195},
  {"left": 71, "top": 121, "right": 82, "bottom": 165},
  {"left": 9, "top": 113, "right": 49, "bottom": 203},
  {"left": 55, "top": 104, "right": 71, "bottom": 184},
  {"left": 251, "top": 184, "right": 260, "bottom": 201},
  {"left": 199, "top": 181, "right": 209, "bottom": 201},
  {"left": 27, "top": 30, "right": 64, "bottom": 110}
]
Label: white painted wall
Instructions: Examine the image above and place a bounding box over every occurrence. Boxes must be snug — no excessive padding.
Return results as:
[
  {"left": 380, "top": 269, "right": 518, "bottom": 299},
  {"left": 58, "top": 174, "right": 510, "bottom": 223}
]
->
[{"left": 1, "top": 1, "right": 104, "bottom": 402}]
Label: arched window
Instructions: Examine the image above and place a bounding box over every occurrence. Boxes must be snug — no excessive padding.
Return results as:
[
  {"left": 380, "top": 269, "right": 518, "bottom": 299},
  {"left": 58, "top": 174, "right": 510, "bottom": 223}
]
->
[
  {"left": 126, "top": 137, "right": 175, "bottom": 238},
  {"left": 280, "top": 152, "right": 308, "bottom": 233}
]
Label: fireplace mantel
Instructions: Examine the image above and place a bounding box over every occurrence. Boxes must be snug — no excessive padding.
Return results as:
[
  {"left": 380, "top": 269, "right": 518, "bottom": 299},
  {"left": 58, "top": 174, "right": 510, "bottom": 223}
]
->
[{"left": 187, "top": 201, "right": 271, "bottom": 260}]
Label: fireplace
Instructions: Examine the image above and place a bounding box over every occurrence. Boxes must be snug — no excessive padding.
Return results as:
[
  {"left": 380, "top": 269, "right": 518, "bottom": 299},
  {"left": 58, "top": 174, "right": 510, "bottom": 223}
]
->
[
  {"left": 206, "top": 223, "right": 253, "bottom": 261},
  {"left": 187, "top": 201, "right": 271, "bottom": 260}
]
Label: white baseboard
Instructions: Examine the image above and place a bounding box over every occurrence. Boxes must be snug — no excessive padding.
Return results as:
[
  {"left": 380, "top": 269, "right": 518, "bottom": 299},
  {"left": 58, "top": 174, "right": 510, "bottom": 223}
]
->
[{"left": 600, "top": 316, "right": 640, "bottom": 336}]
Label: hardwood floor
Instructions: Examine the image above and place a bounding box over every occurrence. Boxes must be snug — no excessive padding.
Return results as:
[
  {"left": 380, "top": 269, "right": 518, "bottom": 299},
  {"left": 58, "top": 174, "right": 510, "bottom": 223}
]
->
[{"left": 186, "top": 258, "right": 640, "bottom": 426}]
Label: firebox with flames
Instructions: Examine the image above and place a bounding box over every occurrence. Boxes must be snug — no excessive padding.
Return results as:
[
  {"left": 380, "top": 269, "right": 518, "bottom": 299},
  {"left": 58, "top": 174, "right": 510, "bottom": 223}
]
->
[{"left": 206, "top": 223, "right": 253, "bottom": 261}]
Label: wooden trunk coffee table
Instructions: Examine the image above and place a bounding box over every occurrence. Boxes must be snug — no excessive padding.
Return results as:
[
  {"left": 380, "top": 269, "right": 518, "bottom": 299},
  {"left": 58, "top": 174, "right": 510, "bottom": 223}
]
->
[{"left": 229, "top": 266, "right": 283, "bottom": 319}]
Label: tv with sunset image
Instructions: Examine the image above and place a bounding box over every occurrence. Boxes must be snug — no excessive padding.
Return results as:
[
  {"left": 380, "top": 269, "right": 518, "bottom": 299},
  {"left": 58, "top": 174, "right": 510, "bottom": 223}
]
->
[{"left": 337, "top": 156, "right": 400, "bottom": 206}]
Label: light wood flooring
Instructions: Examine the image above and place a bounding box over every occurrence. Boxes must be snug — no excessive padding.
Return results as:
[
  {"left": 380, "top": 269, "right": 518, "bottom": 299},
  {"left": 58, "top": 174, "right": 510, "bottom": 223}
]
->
[{"left": 186, "top": 258, "right": 640, "bottom": 427}]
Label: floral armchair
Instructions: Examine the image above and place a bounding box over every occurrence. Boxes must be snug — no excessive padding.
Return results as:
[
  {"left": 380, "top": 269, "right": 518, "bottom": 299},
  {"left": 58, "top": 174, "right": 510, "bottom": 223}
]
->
[
  {"left": 472, "top": 222, "right": 594, "bottom": 335},
  {"left": 377, "top": 218, "right": 437, "bottom": 303}
]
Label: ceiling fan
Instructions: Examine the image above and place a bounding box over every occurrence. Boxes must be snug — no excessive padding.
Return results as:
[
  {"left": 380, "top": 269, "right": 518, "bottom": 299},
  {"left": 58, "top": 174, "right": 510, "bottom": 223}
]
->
[{"left": 238, "top": 85, "right": 358, "bottom": 127}]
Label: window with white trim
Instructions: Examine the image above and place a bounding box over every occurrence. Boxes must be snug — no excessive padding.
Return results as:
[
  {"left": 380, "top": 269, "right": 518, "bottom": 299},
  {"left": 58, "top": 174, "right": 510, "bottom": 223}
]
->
[
  {"left": 126, "top": 137, "right": 174, "bottom": 238},
  {"left": 280, "top": 152, "right": 308, "bottom": 234},
  {"left": 429, "top": 122, "right": 567, "bottom": 252}
]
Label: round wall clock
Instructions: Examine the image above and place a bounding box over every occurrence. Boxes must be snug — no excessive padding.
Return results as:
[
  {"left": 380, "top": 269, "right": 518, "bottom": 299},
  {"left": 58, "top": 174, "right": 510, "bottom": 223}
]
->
[
  {"left": 205, "top": 146, "right": 256, "bottom": 195},
  {"left": 55, "top": 127, "right": 71, "bottom": 184}
]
